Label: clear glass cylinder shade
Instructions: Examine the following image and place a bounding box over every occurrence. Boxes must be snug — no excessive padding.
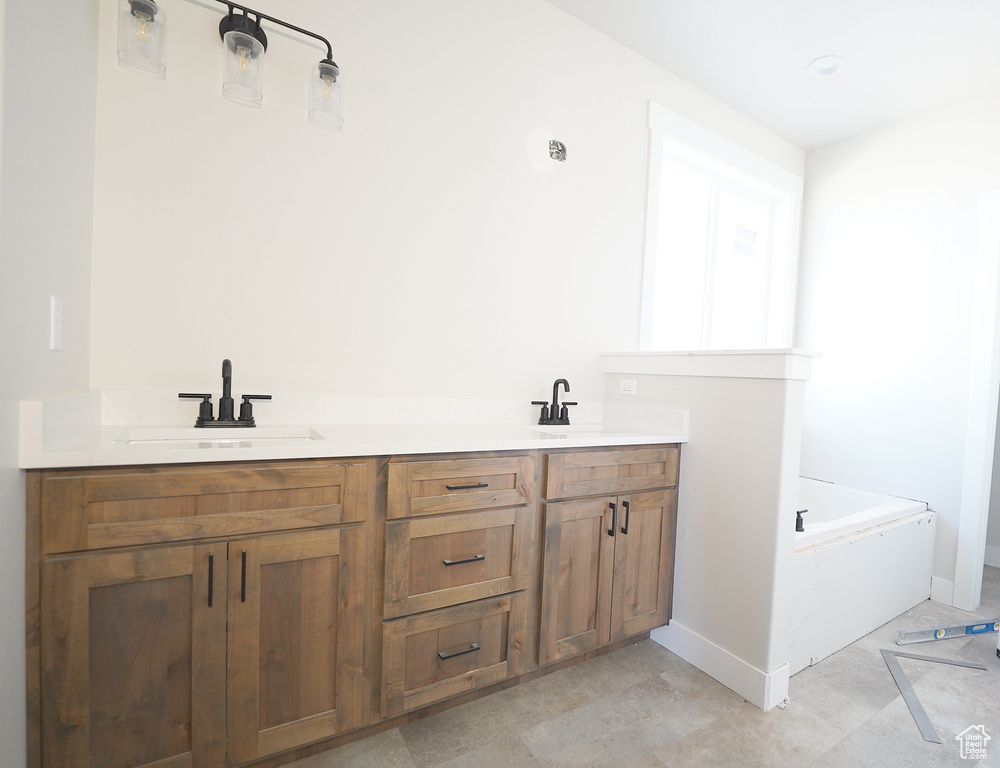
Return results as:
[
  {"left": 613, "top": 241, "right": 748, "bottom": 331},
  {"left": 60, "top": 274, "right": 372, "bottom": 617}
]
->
[
  {"left": 117, "top": 0, "right": 166, "bottom": 78},
  {"left": 222, "top": 30, "right": 264, "bottom": 107},
  {"left": 308, "top": 62, "right": 344, "bottom": 130}
]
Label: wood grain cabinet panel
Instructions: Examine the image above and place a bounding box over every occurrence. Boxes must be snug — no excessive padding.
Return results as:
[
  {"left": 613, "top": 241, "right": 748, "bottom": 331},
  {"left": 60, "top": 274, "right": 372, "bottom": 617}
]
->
[
  {"left": 40, "top": 543, "right": 228, "bottom": 768},
  {"left": 387, "top": 455, "right": 534, "bottom": 519},
  {"left": 39, "top": 461, "right": 367, "bottom": 554},
  {"left": 539, "top": 446, "right": 680, "bottom": 666},
  {"left": 381, "top": 594, "right": 528, "bottom": 716},
  {"left": 383, "top": 507, "right": 533, "bottom": 618},
  {"left": 543, "top": 446, "right": 679, "bottom": 501},
  {"left": 227, "top": 527, "right": 368, "bottom": 764},
  {"left": 539, "top": 489, "right": 677, "bottom": 664},
  {"left": 31, "top": 458, "right": 375, "bottom": 768}
]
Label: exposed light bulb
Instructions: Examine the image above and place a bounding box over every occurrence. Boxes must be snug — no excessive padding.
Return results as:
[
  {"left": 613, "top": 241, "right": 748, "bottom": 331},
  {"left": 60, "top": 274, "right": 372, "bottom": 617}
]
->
[
  {"left": 308, "top": 60, "right": 343, "bottom": 130},
  {"left": 117, "top": 0, "right": 165, "bottom": 77},
  {"left": 222, "top": 30, "right": 264, "bottom": 106},
  {"left": 236, "top": 45, "right": 252, "bottom": 77}
]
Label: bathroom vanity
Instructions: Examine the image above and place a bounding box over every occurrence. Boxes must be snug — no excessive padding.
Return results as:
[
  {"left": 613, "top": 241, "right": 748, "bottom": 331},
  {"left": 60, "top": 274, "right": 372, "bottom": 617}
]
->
[{"left": 25, "top": 431, "right": 680, "bottom": 768}]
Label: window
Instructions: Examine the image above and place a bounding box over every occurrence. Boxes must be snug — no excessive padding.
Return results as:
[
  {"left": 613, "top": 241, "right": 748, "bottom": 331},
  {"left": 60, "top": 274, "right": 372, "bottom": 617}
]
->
[{"left": 640, "top": 104, "right": 803, "bottom": 350}]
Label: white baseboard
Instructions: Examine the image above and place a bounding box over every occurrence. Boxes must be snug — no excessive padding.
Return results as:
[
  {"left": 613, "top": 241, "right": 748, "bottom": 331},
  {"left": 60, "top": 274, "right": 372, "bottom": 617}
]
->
[
  {"left": 986, "top": 546, "right": 1000, "bottom": 569},
  {"left": 650, "top": 621, "right": 789, "bottom": 710},
  {"left": 931, "top": 576, "right": 955, "bottom": 605}
]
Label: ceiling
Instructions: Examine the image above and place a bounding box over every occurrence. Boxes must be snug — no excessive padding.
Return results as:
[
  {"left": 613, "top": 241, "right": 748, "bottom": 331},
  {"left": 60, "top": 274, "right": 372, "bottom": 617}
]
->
[{"left": 543, "top": 0, "right": 1000, "bottom": 151}]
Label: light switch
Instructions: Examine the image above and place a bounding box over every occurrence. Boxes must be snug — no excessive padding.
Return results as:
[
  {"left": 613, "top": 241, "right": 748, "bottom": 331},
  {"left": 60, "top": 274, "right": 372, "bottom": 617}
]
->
[{"left": 50, "top": 296, "right": 63, "bottom": 351}]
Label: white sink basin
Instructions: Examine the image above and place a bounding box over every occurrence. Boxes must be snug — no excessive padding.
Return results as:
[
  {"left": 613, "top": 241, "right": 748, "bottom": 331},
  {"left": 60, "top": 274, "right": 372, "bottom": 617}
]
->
[
  {"left": 117, "top": 427, "right": 324, "bottom": 445},
  {"left": 534, "top": 424, "right": 612, "bottom": 438}
]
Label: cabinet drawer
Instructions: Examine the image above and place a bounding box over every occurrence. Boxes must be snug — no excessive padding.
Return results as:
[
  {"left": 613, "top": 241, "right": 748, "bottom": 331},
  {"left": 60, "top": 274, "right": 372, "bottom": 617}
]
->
[
  {"left": 39, "top": 460, "right": 373, "bottom": 554},
  {"left": 381, "top": 593, "right": 527, "bottom": 716},
  {"left": 543, "top": 445, "right": 679, "bottom": 500},
  {"left": 387, "top": 455, "right": 534, "bottom": 519},
  {"left": 384, "top": 507, "right": 533, "bottom": 618}
]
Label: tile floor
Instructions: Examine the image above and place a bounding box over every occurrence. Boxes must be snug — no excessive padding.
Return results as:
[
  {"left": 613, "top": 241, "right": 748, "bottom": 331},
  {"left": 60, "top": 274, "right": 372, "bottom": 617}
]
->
[{"left": 290, "top": 566, "right": 1000, "bottom": 767}]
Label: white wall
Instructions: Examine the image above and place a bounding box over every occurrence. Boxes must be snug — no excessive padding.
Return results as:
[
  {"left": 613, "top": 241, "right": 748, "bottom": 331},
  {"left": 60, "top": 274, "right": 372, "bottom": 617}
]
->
[
  {"left": 603, "top": 354, "right": 807, "bottom": 710},
  {"left": 89, "top": 0, "right": 802, "bottom": 403},
  {"left": 987, "top": 402, "right": 1000, "bottom": 567},
  {"left": 0, "top": 0, "right": 98, "bottom": 765},
  {"left": 797, "top": 97, "right": 1000, "bottom": 601}
]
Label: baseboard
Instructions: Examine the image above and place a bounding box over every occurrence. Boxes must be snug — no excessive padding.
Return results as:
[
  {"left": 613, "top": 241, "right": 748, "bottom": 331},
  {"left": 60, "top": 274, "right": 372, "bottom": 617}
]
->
[
  {"left": 986, "top": 546, "right": 1000, "bottom": 569},
  {"left": 650, "top": 621, "right": 789, "bottom": 710},
  {"left": 931, "top": 576, "right": 955, "bottom": 605}
]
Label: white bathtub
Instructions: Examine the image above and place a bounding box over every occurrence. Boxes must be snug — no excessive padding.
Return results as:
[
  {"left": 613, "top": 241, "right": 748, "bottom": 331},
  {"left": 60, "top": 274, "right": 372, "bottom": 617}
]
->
[{"left": 789, "top": 477, "right": 936, "bottom": 675}]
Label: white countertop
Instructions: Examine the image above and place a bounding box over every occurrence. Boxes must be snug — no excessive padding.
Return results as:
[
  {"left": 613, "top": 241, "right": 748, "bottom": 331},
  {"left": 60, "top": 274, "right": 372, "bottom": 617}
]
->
[{"left": 19, "top": 391, "right": 688, "bottom": 469}]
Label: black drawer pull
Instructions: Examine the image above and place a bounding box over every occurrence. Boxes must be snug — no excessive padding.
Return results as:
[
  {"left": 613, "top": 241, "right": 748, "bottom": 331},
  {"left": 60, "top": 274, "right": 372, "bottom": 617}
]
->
[
  {"left": 445, "top": 482, "right": 489, "bottom": 491},
  {"left": 443, "top": 554, "right": 486, "bottom": 566},
  {"left": 207, "top": 553, "right": 214, "bottom": 607},
  {"left": 240, "top": 550, "right": 247, "bottom": 603},
  {"left": 438, "top": 642, "right": 481, "bottom": 661}
]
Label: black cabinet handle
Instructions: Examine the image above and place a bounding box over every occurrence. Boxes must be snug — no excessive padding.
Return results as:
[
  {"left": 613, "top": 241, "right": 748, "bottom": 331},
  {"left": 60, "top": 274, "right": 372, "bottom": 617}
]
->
[
  {"left": 608, "top": 502, "right": 617, "bottom": 537},
  {"left": 240, "top": 550, "right": 247, "bottom": 603},
  {"left": 443, "top": 554, "right": 486, "bottom": 566},
  {"left": 438, "top": 643, "right": 481, "bottom": 660},
  {"left": 445, "top": 482, "right": 489, "bottom": 491},
  {"left": 208, "top": 553, "right": 214, "bottom": 607},
  {"left": 621, "top": 500, "right": 631, "bottom": 535}
]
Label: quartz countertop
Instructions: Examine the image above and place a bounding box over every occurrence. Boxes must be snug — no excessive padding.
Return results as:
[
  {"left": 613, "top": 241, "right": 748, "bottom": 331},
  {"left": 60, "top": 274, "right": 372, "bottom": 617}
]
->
[{"left": 19, "top": 391, "right": 688, "bottom": 469}]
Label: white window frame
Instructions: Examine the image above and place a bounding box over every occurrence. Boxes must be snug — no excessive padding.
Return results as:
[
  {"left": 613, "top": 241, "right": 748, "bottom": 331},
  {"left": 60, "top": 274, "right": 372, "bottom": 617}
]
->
[{"left": 640, "top": 102, "right": 804, "bottom": 350}]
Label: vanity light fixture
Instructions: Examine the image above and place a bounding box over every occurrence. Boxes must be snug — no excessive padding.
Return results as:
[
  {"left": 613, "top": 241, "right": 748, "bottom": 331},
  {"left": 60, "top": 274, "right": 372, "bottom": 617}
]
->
[{"left": 116, "top": 0, "right": 344, "bottom": 129}]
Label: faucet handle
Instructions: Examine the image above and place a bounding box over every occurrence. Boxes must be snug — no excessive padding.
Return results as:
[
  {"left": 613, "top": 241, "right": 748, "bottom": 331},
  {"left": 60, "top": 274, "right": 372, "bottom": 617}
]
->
[
  {"left": 531, "top": 400, "right": 550, "bottom": 423},
  {"left": 559, "top": 401, "right": 577, "bottom": 421},
  {"left": 238, "top": 394, "right": 272, "bottom": 426},
  {"left": 179, "top": 393, "right": 214, "bottom": 426}
]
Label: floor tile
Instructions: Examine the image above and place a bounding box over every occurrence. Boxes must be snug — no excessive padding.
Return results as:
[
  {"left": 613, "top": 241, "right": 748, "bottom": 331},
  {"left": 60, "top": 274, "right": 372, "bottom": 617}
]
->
[
  {"left": 287, "top": 729, "right": 416, "bottom": 768},
  {"left": 282, "top": 567, "right": 1000, "bottom": 768},
  {"left": 650, "top": 700, "right": 846, "bottom": 768},
  {"left": 790, "top": 644, "right": 902, "bottom": 732},
  {"left": 806, "top": 698, "right": 976, "bottom": 768}
]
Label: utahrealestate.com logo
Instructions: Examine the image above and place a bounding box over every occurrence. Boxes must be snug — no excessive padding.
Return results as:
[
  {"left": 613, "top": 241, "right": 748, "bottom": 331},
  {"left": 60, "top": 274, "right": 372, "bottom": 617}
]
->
[{"left": 956, "top": 725, "right": 990, "bottom": 760}]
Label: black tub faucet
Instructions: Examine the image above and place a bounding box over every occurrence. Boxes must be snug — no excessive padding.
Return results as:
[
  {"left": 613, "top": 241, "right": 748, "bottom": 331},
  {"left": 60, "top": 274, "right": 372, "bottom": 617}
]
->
[{"left": 532, "top": 378, "right": 577, "bottom": 426}]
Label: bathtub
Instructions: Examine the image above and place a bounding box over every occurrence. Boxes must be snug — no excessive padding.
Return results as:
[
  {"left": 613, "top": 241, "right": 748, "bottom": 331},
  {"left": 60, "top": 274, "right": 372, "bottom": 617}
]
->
[{"left": 788, "top": 477, "right": 935, "bottom": 675}]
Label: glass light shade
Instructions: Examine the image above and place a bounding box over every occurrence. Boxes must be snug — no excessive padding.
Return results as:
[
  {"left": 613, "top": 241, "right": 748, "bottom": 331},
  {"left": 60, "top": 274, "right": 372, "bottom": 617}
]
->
[
  {"left": 222, "top": 30, "right": 264, "bottom": 107},
  {"left": 308, "top": 61, "right": 344, "bottom": 130},
  {"left": 117, "top": 0, "right": 166, "bottom": 78}
]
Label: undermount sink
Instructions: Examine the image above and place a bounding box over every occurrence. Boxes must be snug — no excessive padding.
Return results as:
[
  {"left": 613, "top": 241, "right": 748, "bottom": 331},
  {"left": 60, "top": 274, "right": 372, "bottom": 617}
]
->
[
  {"left": 533, "top": 424, "right": 611, "bottom": 438},
  {"left": 117, "top": 427, "right": 324, "bottom": 445}
]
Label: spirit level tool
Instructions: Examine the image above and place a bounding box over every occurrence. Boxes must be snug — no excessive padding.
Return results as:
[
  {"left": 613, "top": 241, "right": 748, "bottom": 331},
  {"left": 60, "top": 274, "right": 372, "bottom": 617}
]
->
[{"left": 896, "top": 619, "right": 999, "bottom": 645}]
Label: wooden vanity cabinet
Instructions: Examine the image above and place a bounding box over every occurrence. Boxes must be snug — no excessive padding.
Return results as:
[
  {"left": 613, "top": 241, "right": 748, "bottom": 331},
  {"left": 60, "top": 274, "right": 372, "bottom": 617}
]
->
[
  {"left": 29, "top": 443, "right": 680, "bottom": 768},
  {"left": 31, "top": 459, "right": 375, "bottom": 768},
  {"left": 538, "top": 446, "right": 679, "bottom": 665},
  {"left": 381, "top": 454, "right": 534, "bottom": 716}
]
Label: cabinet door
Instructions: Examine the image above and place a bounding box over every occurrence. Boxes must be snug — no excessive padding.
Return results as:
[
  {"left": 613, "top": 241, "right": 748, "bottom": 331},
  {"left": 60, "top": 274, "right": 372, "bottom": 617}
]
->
[
  {"left": 226, "top": 526, "right": 367, "bottom": 764},
  {"left": 610, "top": 489, "right": 678, "bottom": 642},
  {"left": 538, "top": 497, "right": 615, "bottom": 665},
  {"left": 40, "top": 543, "right": 228, "bottom": 768}
]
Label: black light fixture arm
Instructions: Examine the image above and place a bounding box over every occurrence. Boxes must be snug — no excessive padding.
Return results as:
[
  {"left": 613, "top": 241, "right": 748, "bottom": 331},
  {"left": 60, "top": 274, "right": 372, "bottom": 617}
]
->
[{"left": 214, "top": 0, "right": 335, "bottom": 62}]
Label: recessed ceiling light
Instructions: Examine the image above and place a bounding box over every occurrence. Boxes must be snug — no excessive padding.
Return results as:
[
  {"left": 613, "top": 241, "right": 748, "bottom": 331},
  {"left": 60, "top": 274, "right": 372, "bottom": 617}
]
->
[{"left": 807, "top": 55, "right": 846, "bottom": 78}]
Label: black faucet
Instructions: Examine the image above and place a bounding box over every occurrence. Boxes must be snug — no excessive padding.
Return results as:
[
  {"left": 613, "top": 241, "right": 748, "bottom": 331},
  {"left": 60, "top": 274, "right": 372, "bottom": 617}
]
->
[
  {"left": 179, "top": 358, "right": 271, "bottom": 427},
  {"left": 532, "top": 378, "right": 577, "bottom": 426},
  {"left": 218, "top": 359, "right": 235, "bottom": 422}
]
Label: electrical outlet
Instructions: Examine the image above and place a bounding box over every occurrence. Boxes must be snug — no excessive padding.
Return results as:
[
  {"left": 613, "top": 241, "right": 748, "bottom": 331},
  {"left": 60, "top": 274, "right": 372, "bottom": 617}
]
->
[
  {"left": 619, "top": 379, "right": 637, "bottom": 396},
  {"left": 49, "top": 296, "right": 63, "bottom": 351}
]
